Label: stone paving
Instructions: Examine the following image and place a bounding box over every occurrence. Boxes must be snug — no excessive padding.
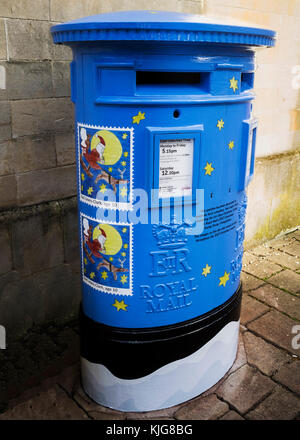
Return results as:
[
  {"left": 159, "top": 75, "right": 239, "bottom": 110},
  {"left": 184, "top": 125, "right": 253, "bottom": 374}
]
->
[{"left": 0, "top": 229, "right": 299, "bottom": 420}]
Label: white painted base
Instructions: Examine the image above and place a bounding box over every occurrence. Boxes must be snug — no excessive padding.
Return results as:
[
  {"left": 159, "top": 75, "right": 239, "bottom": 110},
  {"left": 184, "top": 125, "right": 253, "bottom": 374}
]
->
[{"left": 81, "top": 320, "right": 240, "bottom": 412}]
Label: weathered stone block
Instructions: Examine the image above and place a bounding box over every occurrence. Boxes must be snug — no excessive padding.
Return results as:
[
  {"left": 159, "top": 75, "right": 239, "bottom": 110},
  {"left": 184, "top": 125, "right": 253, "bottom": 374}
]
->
[
  {"left": 6, "top": 19, "right": 51, "bottom": 61},
  {"left": 11, "top": 98, "right": 74, "bottom": 137},
  {"left": 0, "top": 270, "right": 20, "bottom": 292},
  {"left": 50, "top": 44, "right": 73, "bottom": 62},
  {"left": 0, "top": 174, "right": 17, "bottom": 208},
  {"left": 216, "top": 364, "right": 275, "bottom": 414},
  {"left": 17, "top": 165, "right": 76, "bottom": 206},
  {"left": 0, "top": 101, "right": 10, "bottom": 125},
  {"left": 11, "top": 212, "right": 64, "bottom": 276},
  {"left": 15, "top": 134, "right": 56, "bottom": 173},
  {"left": 0, "top": 264, "right": 80, "bottom": 337},
  {"left": 61, "top": 200, "right": 79, "bottom": 264},
  {"left": 0, "top": 225, "right": 12, "bottom": 274},
  {"left": 0, "top": 124, "right": 11, "bottom": 141},
  {"left": 0, "top": 141, "right": 14, "bottom": 175},
  {"left": 6, "top": 61, "right": 53, "bottom": 100},
  {"left": 55, "top": 131, "right": 75, "bottom": 166},
  {"left": 0, "top": 0, "right": 49, "bottom": 20},
  {"left": 0, "top": 19, "right": 7, "bottom": 60},
  {"left": 52, "top": 62, "right": 71, "bottom": 97}
]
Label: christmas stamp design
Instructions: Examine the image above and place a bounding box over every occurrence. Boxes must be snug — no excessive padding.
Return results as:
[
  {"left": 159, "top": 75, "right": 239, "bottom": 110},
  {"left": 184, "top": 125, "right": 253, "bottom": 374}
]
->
[
  {"left": 80, "top": 213, "right": 133, "bottom": 296},
  {"left": 78, "top": 123, "right": 133, "bottom": 210}
]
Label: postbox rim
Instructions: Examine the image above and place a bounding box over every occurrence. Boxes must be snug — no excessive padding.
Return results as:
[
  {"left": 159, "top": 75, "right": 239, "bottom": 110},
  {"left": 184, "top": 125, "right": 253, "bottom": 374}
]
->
[{"left": 51, "top": 10, "right": 276, "bottom": 47}]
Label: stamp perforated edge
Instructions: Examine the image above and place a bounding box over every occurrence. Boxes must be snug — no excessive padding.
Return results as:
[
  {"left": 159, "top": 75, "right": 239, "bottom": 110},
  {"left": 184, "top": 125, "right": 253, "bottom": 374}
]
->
[
  {"left": 77, "top": 122, "right": 134, "bottom": 211},
  {"left": 80, "top": 212, "right": 133, "bottom": 296}
]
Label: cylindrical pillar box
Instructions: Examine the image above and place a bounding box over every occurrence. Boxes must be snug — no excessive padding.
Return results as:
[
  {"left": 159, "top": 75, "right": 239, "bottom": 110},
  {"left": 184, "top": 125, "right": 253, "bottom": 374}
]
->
[{"left": 51, "top": 11, "right": 276, "bottom": 412}]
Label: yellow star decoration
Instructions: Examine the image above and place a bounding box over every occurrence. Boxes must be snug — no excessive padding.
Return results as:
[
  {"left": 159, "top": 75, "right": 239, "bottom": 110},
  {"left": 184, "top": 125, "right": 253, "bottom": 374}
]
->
[
  {"left": 109, "top": 257, "right": 113, "bottom": 262},
  {"left": 217, "top": 119, "right": 224, "bottom": 130},
  {"left": 87, "top": 186, "right": 93, "bottom": 195},
  {"left": 228, "top": 140, "right": 235, "bottom": 150},
  {"left": 120, "top": 275, "right": 128, "bottom": 285},
  {"left": 81, "top": 173, "right": 85, "bottom": 181},
  {"left": 229, "top": 76, "right": 238, "bottom": 93},
  {"left": 121, "top": 252, "right": 126, "bottom": 257},
  {"left": 84, "top": 258, "right": 87, "bottom": 265},
  {"left": 112, "top": 299, "right": 128, "bottom": 312},
  {"left": 202, "top": 264, "right": 212, "bottom": 277},
  {"left": 122, "top": 133, "right": 128, "bottom": 139},
  {"left": 219, "top": 271, "right": 230, "bottom": 287},
  {"left": 124, "top": 152, "right": 129, "bottom": 157},
  {"left": 101, "top": 271, "right": 108, "bottom": 280},
  {"left": 133, "top": 111, "right": 145, "bottom": 124},
  {"left": 99, "top": 183, "right": 107, "bottom": 193},
  {"left": 204, "top": 162, "right": 215, "bottom": 176},
  {"left": 81, "top": 185, "right": 83, "bottom": 191},
  {"left": 90, "top": 272, "right": 95, "bottom": 280},
  {"left": 122, "top": 227, "right": 127, "bottom": 233},
  {"left": 108, "top": 167, "right": 113, "bottom": 172},
  {"left": 124, "top": 244, "right": 128, "bottom": 249},
  {"left": 121, "top": 161, "right": 126, "bottom": 167},
  {"left": 120, "top": 187, "right": 127, "bottom": 198}
]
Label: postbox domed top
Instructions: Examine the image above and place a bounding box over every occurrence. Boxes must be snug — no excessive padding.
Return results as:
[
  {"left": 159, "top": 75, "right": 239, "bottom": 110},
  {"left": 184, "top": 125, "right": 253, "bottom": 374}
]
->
[{"left": 51, "top": 10, "right": 276, "bottom": 47}]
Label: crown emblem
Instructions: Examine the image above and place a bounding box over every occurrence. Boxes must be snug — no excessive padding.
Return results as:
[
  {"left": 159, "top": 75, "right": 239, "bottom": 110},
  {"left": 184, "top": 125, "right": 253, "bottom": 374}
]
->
[{"left": 152, "top": 216, "right": 191, "bottom": 249}]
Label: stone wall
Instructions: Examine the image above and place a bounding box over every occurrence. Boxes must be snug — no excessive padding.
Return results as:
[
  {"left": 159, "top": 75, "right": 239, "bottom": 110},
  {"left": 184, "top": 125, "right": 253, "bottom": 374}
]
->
[{"left": 0, "top": 0, "right": 299, "bottom": 339}]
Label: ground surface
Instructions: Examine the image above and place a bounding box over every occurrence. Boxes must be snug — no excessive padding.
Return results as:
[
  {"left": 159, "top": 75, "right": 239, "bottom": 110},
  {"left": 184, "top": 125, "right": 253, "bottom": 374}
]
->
[{"left": 0, "top": 229, "right": 299, "bottom": 420}]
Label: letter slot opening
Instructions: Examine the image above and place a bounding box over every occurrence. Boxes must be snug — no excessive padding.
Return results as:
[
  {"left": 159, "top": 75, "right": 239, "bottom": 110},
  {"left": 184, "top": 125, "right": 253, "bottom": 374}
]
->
[{"left": 136, "top": 71, "right": 210, "bottom": 95}]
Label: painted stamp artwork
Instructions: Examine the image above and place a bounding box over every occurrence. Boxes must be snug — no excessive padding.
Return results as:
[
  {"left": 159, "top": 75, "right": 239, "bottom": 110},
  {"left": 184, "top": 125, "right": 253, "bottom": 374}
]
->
[
  {"left": 81, "top": 214, "right": 132, "bottom": 296},
  {"left": 78, "top": 123, "right": 133, "bottom": 210}
]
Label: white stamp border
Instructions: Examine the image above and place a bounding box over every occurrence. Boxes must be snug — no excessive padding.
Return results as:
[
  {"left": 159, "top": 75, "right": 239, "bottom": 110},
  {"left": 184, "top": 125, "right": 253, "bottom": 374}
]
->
[
  {"left": 77, "top": 122, "right": 134, "bottom": 211},
  {"left": 80, "top": 212, "right": 133, "bottom": 296}
]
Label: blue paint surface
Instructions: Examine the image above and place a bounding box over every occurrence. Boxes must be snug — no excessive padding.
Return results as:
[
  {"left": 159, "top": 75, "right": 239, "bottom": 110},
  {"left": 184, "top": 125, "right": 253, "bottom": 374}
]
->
[{"left": 51, "top": 11, "right": 275, "bottom": 328}]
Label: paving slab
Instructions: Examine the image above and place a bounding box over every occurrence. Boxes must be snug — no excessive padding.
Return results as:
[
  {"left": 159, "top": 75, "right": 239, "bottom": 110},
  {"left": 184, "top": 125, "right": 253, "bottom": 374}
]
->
[
  {"left": 250, "top": 284, "right": 300, "bottom": 320},
  {"left": 261, "top": 249, "right": 300, "bottom": 271},
  {"left": 73, "top": 384, "right": 125, "bottom": 419},
  {"left": 219, "top": 410, "right": 244, "bottom": 420},
  {"left": 0, "top": 385, "right": 88, "bottom": 420},
  {"left": 268, "top": 269, "right": 300, "bottom": 295},
  {"left": 240, "top": 272, "right": 264, "bottom": 291},
  {"left": 248, "top": 311, "right": 300, "bottom": 357},
  {"left": 243, "top": 331, "right": 291, "bottom": 376},
  {"left": 290, "top": 230, "right": 300, "bottom": 241},
  {"left": 216, "top": 364, "right": 275, "bottom": 414},
  {"left": 174, "top": 394, "right": 229, "bottom": 420},
  {"left": 246, "top": 386, "right": 300, "bottom": 420},
  {"left": 240, "top": 294, "right": 269, "bottom": 325},
  {"left": 280, "top": 241, "right": 300, "bottom": 257},
  {"left": 273, "top": 361, "right": 300, "bottom": 395},
  {"left": 242, "top": 253, "right": 282, "bottom": 279},
  {"left": 228, "top": 333, "right": 248, "bottom": 374},
  {"left": 269, "top": 235, "right": 297, "bottom": 250}
]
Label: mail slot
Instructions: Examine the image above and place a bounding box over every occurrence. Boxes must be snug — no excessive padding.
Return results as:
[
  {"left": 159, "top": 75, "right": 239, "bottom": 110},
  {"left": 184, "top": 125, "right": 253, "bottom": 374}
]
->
[{"left": 51, "top": 10, "right": 276, "bottom": 412}]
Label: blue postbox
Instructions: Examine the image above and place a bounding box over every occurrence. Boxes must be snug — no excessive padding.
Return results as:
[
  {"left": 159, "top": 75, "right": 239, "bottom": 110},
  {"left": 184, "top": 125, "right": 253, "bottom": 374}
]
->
[{"left": 51, "top": 11, "right": 275, "bottom": 412}]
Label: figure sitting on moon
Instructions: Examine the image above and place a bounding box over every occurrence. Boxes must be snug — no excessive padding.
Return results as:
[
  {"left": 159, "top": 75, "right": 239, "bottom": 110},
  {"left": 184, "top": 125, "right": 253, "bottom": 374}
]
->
[
  {"left": 80, "top": 128, "right": 128, "bottom": 194},
  {"left": 82, "top": 217, "right": 128, "bottom": 282}
]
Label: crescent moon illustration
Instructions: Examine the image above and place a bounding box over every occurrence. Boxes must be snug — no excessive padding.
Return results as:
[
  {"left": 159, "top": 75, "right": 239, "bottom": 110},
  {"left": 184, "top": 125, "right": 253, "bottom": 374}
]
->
[
  {"left": 93, "top": 224, "right": 123, "bottom": 255},
  {"left": 91, "top": 130, "right": 122, "bottom": 165}
]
